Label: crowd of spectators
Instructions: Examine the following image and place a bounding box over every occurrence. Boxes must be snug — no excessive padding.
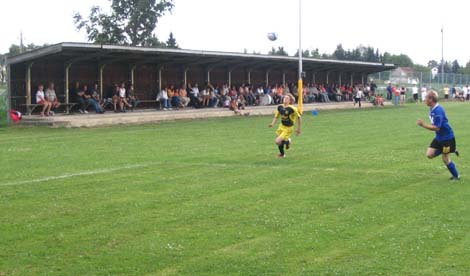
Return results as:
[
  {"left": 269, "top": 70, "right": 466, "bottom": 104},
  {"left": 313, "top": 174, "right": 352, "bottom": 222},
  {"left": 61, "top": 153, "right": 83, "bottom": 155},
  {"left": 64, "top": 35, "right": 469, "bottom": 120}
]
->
[
  {"left": 34, "top": 79, "right": 386, "bottom": 116},
  {"left": 156, "top": 81, "right": 382, "bottom": 111}
]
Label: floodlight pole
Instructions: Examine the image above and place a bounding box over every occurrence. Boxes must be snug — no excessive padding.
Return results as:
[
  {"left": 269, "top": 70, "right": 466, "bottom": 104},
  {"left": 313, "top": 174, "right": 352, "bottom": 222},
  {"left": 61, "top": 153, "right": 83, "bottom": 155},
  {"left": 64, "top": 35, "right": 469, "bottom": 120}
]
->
[
  {"left": 297, "top": 0, "right": 303, "bottom": 113},
  {"left": 441, "top": 26, "right": 444, "bottom": 84}
]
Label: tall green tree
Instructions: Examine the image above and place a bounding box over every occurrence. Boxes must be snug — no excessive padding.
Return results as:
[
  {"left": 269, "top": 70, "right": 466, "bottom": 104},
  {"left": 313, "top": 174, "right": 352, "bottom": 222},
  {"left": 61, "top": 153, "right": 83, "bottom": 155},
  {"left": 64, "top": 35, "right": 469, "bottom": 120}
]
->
[
  {"left": 7, "top": 43, "right": 46, "bottom": 56},
  {"left": 74, "top": 0, "right": 174, "bottom": 46},
  {"left": 293, "top": 49, "right": 311, "bottom": 58},
  {"left": 269, "top": 47, "right": 288, "bottom": 56},
  {"left": 427, "top": 60, "right": 439, "bottom": 68},
  {"left": 451, "top": 60, "right": 460, "bottom": 73},
  {"left": 310, "top": 48, "right": 321, "bottom": 58},
  {"left": 166, "top": 32, "right": 179, "bottom": 49},
  {"left": 332, "top": 44, "right": 346, "bottom": 60}
]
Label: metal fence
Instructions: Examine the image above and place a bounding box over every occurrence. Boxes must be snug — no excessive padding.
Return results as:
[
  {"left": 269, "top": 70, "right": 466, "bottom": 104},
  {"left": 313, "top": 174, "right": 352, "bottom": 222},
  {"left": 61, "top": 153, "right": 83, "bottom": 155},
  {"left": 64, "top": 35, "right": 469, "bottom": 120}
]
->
[{"left": 369, "top": 71, "right": 470, "bottom": 87}]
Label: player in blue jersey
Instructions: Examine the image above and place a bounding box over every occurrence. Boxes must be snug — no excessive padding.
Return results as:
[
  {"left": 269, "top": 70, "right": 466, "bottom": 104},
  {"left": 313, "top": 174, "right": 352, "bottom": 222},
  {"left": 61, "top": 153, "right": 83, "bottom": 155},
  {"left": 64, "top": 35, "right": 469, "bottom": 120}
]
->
[{"left": 417, "top": 91, "right": 460, "bottom": 180}]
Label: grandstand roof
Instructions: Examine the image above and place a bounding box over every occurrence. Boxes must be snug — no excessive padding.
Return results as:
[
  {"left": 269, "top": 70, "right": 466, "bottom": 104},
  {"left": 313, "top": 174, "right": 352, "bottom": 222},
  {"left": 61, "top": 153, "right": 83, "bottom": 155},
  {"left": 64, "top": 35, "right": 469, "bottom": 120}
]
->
[{"left": 7, "top": 42, "right": 395, "bottom": 74}]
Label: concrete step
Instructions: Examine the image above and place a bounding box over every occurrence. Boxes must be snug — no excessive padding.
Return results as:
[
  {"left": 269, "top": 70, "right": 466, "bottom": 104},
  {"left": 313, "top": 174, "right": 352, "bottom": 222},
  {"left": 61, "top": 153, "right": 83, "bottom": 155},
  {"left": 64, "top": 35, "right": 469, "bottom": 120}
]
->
[{"left": 20, "top": 102, "right": 389, "bottom": 128}]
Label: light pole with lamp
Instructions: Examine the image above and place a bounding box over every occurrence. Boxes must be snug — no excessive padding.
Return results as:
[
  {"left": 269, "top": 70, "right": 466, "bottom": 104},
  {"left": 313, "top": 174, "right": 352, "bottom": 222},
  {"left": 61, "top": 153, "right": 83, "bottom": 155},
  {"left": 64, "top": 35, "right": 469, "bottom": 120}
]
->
[{"left": 441, "top": 26, "right": 444, "bottom": 84}]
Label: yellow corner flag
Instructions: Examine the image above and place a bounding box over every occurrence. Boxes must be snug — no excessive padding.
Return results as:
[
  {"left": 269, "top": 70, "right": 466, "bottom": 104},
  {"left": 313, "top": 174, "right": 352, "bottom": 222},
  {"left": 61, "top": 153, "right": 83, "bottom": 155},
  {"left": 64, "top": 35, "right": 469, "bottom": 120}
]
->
[{"left": 298, "top": 79, "right": 303, "bottom": 114}]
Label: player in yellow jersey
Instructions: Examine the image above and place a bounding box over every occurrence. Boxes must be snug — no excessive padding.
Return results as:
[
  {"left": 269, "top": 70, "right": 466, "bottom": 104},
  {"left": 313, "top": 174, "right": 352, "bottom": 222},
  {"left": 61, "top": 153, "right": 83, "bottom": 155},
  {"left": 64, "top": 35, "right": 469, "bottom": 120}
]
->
[{"left": 268, "top": 94, "right": 302, "bottom": 158}]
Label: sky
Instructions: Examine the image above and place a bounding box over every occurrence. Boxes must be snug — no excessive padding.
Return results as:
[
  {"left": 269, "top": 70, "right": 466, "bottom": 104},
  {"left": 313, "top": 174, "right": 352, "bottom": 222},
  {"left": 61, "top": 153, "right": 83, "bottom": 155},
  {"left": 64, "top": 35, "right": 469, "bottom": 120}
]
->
[{"left": 1, "top": 0, "right": 469, "bottom": 66}]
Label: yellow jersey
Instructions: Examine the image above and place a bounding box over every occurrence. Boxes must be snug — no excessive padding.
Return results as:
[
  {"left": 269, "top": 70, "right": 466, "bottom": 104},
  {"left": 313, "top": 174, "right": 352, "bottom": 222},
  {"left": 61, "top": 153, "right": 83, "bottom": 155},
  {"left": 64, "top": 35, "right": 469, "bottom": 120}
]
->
[{"left": 275, "top": 104, "right": 301, "bottom": 127}]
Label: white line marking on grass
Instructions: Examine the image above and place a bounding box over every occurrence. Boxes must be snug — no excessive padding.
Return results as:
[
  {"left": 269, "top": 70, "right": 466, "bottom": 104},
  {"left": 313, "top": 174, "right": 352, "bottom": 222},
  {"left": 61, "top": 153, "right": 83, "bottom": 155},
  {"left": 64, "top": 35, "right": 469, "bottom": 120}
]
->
[
  {"left": 1, "top": 161, "right": 450, "bottom": 187},
  {"left": 1, "top": 162, "right": 159, "bottom": 187}
]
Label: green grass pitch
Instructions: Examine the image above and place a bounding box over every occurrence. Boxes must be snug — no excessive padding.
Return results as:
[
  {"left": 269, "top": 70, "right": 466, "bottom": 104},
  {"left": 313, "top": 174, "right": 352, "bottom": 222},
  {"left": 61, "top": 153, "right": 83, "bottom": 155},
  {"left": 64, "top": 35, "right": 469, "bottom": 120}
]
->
[{"left": 1, "top": 103, "right": 469, "bottom": 275}]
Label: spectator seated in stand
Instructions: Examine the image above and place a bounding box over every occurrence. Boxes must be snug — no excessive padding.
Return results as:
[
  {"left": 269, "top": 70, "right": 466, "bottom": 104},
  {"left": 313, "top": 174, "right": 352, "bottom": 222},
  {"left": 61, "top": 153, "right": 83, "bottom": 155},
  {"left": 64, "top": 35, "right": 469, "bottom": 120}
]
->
[
  {"left": 157, "top": 86, "right": 171, "bottom": 110},
  {"left": 118, "top": 83, "right": 132, "bottom": 112},
  {"left": 84, "top": 84, "right": 105, "bottom": 114},
  {"left": 71, "top": 81, "right": 89, "bottom": 114},
  {"left": 319, "top": 85, "right": 330, "bottom": 102},
  {"left": 91, "top": 83, "right": 105, "bottom": 110},
  {"left": 229, "top": 97, "right": 250, "bottom": 116},
  {"left": 168, "top": 85, "right": 181, "bottom": 109},
  {"left": 126, "top": 84, "right": 139, "bottom": 111},
  {"left": 179, "top": 86, "right": 190, "bottom": 107},
  {"left": 332, "top": 85, "right": 342, "bottom": 102},
  {"left": 188, "top": 83, "right": 202, "bottom": 108},
  {"left": 45, "top": 82, "right": 60, "bottom": 115},
  {"left": 36, "top": 84, "right": 52, "bottom": 116},
  {"left": 371, "top": 94, "right": 385, "bottom": 106}
]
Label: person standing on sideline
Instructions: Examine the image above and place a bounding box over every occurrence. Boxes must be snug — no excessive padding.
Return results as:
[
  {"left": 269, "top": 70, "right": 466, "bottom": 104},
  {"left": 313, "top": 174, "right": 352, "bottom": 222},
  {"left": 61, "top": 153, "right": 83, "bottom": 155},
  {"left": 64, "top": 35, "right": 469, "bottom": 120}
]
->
[
  {"left": 417, "top": 91, "right": 460, "bottom": 181},
  {"left": 354, "top": 86, "right": 364, "bottom": 108},
  {"left": 466, "top": 85, "right": 470, "bottom": 101},
  {"left": 370, "top": 81, "right": 377, "bottom": 97},
  {"left": 462, "top": 85, "right": 468, "bottom": 102},
  {"left": 420, "top": 85, "right": 427, "bottom": 102},
  {"left": 443, "top": 85, "right": 450, "bottom": 101},
  {"left": 412, "top": 84, "right": 419, "bottom": 104},
  {"left": 400, "top": 86, "right": 407, "bottom": 105},
  {"left": 392, "top": 85, "right": 400, "bottom": 106},
  {"left": 386, "top": 83, "right": 393, "bottom": 100}
]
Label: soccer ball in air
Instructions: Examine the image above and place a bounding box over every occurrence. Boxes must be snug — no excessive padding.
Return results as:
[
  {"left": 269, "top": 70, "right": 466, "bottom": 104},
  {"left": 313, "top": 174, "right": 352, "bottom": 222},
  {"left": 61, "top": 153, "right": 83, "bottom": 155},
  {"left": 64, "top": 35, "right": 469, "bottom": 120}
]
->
[{"left": 267, "top": 32, "right": 278, "bottom": 41}]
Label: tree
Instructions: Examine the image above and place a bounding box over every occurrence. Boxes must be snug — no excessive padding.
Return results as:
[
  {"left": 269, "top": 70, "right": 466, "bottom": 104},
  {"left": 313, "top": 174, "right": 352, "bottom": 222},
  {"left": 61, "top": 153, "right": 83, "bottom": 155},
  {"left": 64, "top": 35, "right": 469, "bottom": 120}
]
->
[
  {"left": 427, "top": 60, "right": 439, "bottom": 68},
  {"left": 269, "top": 47, "right": 288, "bottom": 56},
  {"left": 0, "top": 54, "right": 5, "bottom": 83},
  {"left": 166, "top": 32, "right": 179, "bottom": 49},
  {"left": 8, "top": 44, "right": 21, "bottom": 56},
  {"left": 310, "top": 48, "right": 321, "bottom": 58},
  {"left": 7, "top": 43, "right": 46, "bottom": 56},
  {"left": 74, "top": 0, "right": 174, "bottom": 46},
  {"left": 293, "top": 49, "right": 311, "bottom": 58},
  {"left": 332, "top": 44, "right": 346, "bottom": 60},
  {"left": 382, "top": 52, "right": 413, "bottom": 67},
  {"left": 451, "top": 60, "right": 460, "bottom": 73}
]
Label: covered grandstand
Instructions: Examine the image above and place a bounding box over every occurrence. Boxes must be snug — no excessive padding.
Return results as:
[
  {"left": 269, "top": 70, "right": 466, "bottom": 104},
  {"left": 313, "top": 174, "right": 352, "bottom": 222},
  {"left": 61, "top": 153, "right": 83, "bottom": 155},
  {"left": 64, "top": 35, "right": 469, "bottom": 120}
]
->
[{"left": 6, "top": 42, "right": 395, "bottom": 113}]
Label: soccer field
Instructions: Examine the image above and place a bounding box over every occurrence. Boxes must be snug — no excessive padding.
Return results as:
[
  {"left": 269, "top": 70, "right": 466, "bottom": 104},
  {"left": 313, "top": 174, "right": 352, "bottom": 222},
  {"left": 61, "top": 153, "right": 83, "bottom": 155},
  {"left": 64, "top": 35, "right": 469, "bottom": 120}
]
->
[{"left": 1, "top": 104, "right": 469, "bottom": 275}]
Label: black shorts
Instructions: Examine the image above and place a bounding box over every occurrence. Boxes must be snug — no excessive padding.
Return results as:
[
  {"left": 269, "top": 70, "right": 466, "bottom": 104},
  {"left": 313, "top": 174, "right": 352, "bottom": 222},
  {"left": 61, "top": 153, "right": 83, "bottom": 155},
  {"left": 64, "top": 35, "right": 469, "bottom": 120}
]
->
[
  {"left": 430, "top": 138, "right": 456, "bottom": 154},
  {"left": 354, "top": 97, "right": 361, "bottom": 103},
  {"left": 445, "top": 95, "right": 449, "bottom": 99},
  {"left": 413, "top": 94, "right": 418, "bottom": 100}
]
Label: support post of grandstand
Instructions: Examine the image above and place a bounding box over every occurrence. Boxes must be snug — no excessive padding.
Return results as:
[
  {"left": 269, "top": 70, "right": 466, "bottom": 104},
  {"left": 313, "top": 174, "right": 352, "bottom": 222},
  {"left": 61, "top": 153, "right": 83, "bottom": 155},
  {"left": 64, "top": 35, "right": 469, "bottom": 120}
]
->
[
  {"left": 99, "top": 64, "right": 106, "bottom": 99},
  {"left": 130, "top": 65, "right": 137, "bottom": 87},
  {"left": 6, "top": 62, "right": 11, "bottom": 124},
  {"left": 26, "top": 62, "right": 33, "bottom": 107},
  {"left": 350, "top": 72, "right": 354, "bottom": 86},
  {"left": 282, "top": 72, "right": 286, "bottom": 85},
  {"left": 312, "top": 72, "right": 316, "bottom": 84},
  {"left": 339, "top": 72, "right": 342, "bottom": 86},
  {"left": 361, "top": 73, "right": 365, "bottom": 86},
  {"left": 184, "top": 68, "right": 189, "bottom": 88},
  {"left": 228, "top": 70, "right": 232, "bottom": 87},
  {"left": 247, "top": 70, "right": 251, "bottom": 85},
  {"left": 65, "top": 63, "right": 71, "bottom": 113},
  {"left": 326, "top": 71, "right": 330, "bottom": 84},
  {"left": 265, "top": 71, "right": 269, "bottom": 86},
  {"left": 158, "top": 66, "right": 163, "bottom": 92},
  {"left": 206, "top": 69, "right": 211, "bottom": 84}
]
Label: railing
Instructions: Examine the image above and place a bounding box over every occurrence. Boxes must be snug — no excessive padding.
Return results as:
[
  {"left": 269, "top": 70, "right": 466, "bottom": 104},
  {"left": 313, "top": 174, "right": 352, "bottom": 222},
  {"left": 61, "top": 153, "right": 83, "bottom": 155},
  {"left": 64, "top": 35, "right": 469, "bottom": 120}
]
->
[{"left": 369, "top": 71, "right": 470, "bottom": 86}]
